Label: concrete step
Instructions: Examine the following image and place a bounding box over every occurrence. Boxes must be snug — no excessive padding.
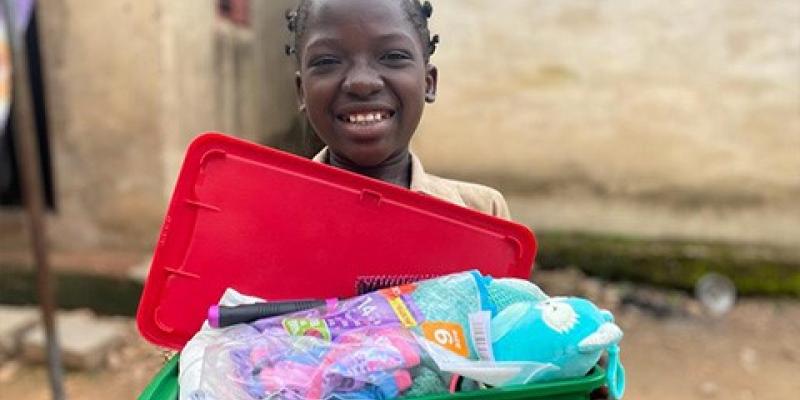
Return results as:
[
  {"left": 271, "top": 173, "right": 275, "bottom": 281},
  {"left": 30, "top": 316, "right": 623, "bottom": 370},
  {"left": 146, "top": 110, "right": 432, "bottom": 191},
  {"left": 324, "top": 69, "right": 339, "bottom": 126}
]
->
[
  {"left": 21, "top": 309, "right": 128, "bottom": 370},
  {"left": 0, "top": 306, "right": 39, "bottom": 361}
]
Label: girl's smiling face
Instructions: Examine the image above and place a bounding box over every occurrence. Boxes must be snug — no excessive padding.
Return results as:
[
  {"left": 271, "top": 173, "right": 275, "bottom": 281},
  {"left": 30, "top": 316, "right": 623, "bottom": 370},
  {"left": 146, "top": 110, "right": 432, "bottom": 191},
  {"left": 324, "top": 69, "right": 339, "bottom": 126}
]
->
[{"left": 296, "top": 0, "right": 438, "bottom": 168}]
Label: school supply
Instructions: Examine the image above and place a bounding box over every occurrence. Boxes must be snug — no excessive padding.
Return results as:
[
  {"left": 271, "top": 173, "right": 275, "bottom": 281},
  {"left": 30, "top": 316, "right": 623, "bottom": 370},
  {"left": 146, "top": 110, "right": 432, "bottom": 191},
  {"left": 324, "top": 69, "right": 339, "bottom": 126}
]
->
[
  {"left": 209, "top": 300, "right": 329, "bottom": 328},
  {"left": 136, "top": 133, "right": 536, "bottom": 350},
  {"left": 209, "top": 276, "right": 451, "bottom": 328},
  {"left": 136, "top": 134, "right": 617, "bottom": 400},
  {"left": 194, "top": 271, "right": 625, "bottom": 400}
]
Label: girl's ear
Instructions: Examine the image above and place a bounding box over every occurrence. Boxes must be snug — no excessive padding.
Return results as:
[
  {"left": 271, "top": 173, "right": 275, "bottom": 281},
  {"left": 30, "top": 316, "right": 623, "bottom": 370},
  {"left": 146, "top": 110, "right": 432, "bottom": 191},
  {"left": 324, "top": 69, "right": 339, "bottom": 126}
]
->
[
  {"left": 425, "top": 64, "right": 438, "bottom": 103},
  {"left": 295, "top": 71, "right": 306, "bottom": 112}
]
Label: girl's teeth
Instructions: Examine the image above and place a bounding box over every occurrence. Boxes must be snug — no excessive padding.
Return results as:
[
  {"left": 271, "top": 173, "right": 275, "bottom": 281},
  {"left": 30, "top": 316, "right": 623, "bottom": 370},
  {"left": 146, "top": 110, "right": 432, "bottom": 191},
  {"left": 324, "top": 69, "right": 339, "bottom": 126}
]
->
[{"left": 345, "top": 112, "right": 390, "bottom": 124}]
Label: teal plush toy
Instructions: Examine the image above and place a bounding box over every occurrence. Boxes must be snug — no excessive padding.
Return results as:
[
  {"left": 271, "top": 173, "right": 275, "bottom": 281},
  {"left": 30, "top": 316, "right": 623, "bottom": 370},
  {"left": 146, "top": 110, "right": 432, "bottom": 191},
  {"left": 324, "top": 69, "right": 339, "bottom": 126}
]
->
[{"left": 491, "top": 297, "right": 626, "bottom": 399}]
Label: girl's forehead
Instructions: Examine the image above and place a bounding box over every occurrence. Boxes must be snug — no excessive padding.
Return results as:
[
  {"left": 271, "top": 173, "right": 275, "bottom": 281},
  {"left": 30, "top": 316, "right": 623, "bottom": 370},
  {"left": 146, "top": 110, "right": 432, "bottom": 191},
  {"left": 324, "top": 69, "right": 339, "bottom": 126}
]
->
[{"left": 306, "top": 0, "right": 415, "bottom": 37}]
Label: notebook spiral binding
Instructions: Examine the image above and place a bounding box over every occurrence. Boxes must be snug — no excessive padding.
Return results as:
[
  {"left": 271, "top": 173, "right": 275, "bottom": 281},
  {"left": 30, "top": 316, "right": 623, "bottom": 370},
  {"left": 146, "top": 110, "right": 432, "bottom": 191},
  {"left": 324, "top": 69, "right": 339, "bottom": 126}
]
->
[{"left": 355, "top": 274, "right": 440, "bottom": 295}]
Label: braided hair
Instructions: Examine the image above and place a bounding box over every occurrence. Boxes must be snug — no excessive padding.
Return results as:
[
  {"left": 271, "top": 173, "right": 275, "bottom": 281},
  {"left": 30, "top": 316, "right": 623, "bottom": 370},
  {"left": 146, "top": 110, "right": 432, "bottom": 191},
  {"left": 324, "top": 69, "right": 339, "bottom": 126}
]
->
[{"left": 285, "top": 0, "right": 440, "bottom": 63}]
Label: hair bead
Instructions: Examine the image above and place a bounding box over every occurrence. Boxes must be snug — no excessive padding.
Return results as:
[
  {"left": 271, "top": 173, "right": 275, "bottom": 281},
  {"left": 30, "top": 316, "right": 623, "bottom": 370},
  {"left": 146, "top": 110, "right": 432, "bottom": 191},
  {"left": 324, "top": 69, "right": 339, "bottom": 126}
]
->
[
  {"left": 429, "top": 34, "right": 440, "bottom": 55},
  {"left": 421, "top": 1, "right": 433, "bottom": 18},
  {"left": 285, "top": 9, "right": 298, "bottom": 32}
]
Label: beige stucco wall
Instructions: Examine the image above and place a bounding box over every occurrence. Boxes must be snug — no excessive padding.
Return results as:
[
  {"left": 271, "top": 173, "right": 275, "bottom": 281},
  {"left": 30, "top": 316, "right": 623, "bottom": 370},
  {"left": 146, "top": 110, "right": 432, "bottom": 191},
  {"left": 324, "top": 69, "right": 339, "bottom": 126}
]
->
[
  {"left": 2, "top": 0, "right": 797, "bottom": 254},
  {"left": 31, "top": 0, "right": 168, "bottom": 248},
  {"left": 414, "top": 0, "right": 800, "bottom": 247},
  {"left": 157, "top": 0, "right": 296, "bottom": 199},
  {"left": 1, "top": 0, "right": 298, "bottom": 250}
]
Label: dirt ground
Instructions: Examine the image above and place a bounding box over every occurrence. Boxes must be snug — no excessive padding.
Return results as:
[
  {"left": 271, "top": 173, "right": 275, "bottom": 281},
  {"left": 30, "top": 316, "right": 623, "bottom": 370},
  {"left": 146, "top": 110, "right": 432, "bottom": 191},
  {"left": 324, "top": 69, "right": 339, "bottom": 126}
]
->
[{"left": 1, "top": 296, "right": 798, "bottom": 400}]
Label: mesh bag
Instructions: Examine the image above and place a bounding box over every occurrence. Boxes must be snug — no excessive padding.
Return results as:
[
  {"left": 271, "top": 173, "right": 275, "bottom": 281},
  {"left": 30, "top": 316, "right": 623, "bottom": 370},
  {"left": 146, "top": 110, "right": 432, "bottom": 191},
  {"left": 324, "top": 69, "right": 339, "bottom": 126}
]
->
[
  {"left": 410, "top": 271, "right": 487, "bottom": 331},
  {"left": 487, "top": 278, "right": 548, "bottom": 311}
]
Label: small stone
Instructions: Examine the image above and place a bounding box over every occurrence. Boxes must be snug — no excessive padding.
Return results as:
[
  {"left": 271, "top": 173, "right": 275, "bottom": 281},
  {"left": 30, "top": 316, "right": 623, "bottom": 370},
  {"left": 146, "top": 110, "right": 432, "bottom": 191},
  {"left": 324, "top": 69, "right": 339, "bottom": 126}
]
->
[
  {"left": 739, "top": 347, "right": 758, "bottom": 374},
  {"left": 107, "top": 349, "right": 123, "bottom": 370},
  {"left": 0, "top": 360, "right": 20, "bottom": 383},
  {"left": 699, "top": 381, "right": 719, "bottom": 397},
  {"left": 132, "top": 362, "right": 149, "bottom": 381},
  {"left": 685, "top": 300, "right": 705, "bottom": 318},
  {"left": 121, "top": 344, "right": 140, "bottom": 361}
]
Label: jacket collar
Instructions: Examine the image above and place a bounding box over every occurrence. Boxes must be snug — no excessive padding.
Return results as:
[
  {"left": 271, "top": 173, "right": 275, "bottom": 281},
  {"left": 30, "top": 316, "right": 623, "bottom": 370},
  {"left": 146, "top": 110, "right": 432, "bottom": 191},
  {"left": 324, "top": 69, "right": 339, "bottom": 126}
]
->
[{"left": 311, "top": 147, "right": 464, "bottom": 205}]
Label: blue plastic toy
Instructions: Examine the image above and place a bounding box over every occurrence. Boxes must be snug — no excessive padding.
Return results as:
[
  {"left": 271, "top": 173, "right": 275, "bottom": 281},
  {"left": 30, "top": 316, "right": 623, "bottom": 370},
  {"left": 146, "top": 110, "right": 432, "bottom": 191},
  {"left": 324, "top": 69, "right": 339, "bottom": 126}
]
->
[{"left": 491, "top": 297, "right": 626, "bottom": 399}]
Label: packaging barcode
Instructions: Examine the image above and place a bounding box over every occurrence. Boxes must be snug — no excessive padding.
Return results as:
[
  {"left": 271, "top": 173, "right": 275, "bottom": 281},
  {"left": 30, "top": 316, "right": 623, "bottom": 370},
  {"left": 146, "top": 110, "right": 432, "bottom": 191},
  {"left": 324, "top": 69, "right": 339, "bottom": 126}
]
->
[{"left": 469, "top": 311, "right": 494, "bottom": 361}]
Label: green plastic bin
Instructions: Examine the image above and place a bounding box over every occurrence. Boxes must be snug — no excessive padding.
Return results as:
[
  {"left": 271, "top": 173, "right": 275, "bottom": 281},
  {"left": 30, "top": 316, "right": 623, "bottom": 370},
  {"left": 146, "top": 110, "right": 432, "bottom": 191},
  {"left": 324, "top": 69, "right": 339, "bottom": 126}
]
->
[
  {"left": 138, "top": 356, "right": 606, "bottom": 400},
  {"left": 136, "top": 136, "right": 611, "bottom": 400}
]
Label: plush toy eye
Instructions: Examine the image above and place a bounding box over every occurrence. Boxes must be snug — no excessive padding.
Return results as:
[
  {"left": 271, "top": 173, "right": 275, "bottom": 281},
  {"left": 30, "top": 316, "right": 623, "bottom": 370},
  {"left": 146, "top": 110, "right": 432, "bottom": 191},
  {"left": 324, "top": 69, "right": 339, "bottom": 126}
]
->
[{"left": 538, "top": 300, "right": 579, "bottom": 334}]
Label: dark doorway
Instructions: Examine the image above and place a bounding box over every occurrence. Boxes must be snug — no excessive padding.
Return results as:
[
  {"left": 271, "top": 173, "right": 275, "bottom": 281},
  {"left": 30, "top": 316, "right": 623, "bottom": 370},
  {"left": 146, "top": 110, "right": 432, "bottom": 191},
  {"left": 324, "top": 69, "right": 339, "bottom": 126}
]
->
[{"left": 0, "top": 10, "right": 54, "bottom": 209}]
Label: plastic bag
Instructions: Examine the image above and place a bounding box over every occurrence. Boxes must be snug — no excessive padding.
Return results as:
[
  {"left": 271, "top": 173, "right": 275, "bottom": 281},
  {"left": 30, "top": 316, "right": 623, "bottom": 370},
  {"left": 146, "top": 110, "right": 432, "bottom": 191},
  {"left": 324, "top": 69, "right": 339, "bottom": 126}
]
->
[
  {"left": 180, "top": 289, "right": 267, "bottom": 400},
  {"left": 196, "top": 271, "right": 555, "bottom": 399}
]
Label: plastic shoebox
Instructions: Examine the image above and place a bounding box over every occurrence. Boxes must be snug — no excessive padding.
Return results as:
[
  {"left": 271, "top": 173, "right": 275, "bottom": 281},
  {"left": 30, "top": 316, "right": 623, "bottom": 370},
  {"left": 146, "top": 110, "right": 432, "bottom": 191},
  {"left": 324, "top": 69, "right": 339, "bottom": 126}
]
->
[{"left": 136, "top": 133, "right": 605, "bottom": 399}]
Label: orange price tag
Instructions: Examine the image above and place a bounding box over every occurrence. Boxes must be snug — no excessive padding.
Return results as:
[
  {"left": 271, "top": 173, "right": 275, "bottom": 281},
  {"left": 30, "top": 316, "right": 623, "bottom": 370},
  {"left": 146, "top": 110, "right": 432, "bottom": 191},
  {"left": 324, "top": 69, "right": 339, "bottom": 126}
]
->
[{"left": 421, "top": 321, "right": 469, "bottom": 358}]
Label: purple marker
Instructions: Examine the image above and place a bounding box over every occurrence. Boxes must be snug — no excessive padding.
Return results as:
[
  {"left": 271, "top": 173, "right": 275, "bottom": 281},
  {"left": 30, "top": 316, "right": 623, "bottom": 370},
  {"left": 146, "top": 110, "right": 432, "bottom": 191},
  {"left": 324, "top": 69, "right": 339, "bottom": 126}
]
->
[{"left": 208, "top": 299, "right": 335, "bottom": 328}]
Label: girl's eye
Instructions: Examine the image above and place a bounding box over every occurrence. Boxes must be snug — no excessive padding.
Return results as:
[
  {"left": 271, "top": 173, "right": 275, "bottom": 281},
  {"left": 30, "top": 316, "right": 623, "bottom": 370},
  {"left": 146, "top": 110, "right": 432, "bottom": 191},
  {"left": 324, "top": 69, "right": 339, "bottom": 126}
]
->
[
  {"left": 381, "top": 51, "right": 412, "bottom": 63},
  {"left": 309, "top": 56, "right": 340, "bottom": 68}
]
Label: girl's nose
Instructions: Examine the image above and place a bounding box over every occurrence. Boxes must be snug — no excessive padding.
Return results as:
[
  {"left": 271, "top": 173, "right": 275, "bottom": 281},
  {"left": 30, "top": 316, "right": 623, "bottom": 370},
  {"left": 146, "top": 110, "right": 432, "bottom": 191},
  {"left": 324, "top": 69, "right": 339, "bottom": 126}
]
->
[{"left": 342, "top": 62, "right": 384, "bottom": 98}]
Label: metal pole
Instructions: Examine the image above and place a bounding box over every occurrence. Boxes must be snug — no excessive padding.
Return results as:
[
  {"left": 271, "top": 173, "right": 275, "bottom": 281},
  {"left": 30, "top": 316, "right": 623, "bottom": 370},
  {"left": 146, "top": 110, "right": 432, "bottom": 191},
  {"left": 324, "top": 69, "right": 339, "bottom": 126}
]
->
[{"left": 2, "top": 1, "right": 65, "bottom": 399}]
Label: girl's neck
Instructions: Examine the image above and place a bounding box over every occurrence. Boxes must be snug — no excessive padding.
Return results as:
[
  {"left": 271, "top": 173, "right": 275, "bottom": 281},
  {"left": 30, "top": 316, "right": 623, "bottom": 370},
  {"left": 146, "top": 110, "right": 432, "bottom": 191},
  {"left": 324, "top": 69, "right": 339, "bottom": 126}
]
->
[{"left": 328, "top": 150, "right": 412, "bottom": 188}]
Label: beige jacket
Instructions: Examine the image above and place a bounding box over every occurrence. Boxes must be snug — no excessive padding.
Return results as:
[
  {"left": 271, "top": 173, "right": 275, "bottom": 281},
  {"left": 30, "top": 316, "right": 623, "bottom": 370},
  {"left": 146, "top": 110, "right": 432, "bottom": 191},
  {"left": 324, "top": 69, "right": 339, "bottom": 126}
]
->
[{"left": 312, "top": 148, "right": 511, "bottom": 220}]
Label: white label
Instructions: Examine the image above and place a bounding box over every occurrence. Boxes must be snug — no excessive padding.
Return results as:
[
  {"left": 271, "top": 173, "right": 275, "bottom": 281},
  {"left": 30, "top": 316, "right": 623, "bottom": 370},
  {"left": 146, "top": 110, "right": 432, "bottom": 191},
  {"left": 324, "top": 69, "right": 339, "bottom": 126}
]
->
[{"left": 468, "top": 311, "right": 495, "bottom": 361}]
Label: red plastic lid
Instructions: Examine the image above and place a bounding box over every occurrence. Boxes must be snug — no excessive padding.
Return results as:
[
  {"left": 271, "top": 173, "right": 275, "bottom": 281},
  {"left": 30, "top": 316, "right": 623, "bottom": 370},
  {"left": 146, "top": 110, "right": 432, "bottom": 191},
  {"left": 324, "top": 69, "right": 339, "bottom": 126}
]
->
[{"left": 136, "top": 133, "right": 537, "bottom": 349}]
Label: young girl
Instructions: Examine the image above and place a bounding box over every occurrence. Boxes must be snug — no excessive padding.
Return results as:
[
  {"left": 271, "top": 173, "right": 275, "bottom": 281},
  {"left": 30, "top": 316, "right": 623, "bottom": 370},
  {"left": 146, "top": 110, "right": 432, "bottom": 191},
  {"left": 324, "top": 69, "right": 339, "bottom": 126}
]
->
[{"left": 286, "top": 0, "right": 511, "bottom": 220}]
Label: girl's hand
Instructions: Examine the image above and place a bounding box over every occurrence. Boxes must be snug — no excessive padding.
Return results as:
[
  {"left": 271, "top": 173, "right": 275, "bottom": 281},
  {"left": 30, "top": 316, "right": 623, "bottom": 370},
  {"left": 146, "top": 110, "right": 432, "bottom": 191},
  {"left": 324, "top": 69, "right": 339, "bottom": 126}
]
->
[
  {"left": 590, "top": 354, "right": 611, "bottom": 399},
  {"left": 590, "top": 386, "right": 610, "bottom": 400}
]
